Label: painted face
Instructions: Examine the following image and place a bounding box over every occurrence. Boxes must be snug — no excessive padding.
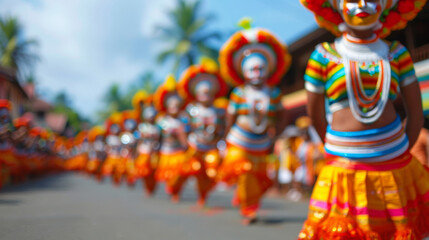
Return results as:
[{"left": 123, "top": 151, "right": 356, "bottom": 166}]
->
[
  {"left": 242, "top": 54, "right": 268, "bottom": 86},
  {"left": 143, "top": 106, "right": 157, "bottom": 122},
  {"left": 110, "top": 124, "right": 120, "bottom": 135},
  {"left": 195, "top": 81, "right": 213, "bottom": 104},
  {"left": 124, "top": 119, "right": 137, "bottom": 131},
  {"left": 342, "top": 0, "right": 382, "bottom": 29},
  {"left": 166, "top": 95, "right": 182, "bottom": 116}
]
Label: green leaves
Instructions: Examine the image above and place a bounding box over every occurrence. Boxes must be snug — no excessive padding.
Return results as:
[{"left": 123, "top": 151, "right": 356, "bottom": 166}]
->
[
  {"left": 0, "top": 16, "right": 38, "bottom": 79},
  {"left": 155, "top": 0, "right": 221, "bottom": 75}
]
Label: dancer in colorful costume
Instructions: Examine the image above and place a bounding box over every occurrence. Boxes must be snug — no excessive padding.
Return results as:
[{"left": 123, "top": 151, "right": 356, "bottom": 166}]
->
[
  {"left": 154, "top": 75, "right": 189, "bottom": 202},
  {"left": 86, "top": 126, "right": 106, "bottom": 181},
  {"left": 299, "top": 0, "right": 429, "bottom": 238},
  {"left": 218, "top": 19, "right": 292, "bottom": 224},
  {"left": 177, "top": 58, "right": 229, "bottom": 207},
  {"left": 0, "top": 100, "right": 15, "bottom": 188},
  {"left": 120, "top": 110, "right": 139, "bottom": 187},
  {"left": 135, "top": 94, "right": 160, "bottom": 196},
  {"left": 66, "top": 131, "right": 89, "bottom": 172},
  {"left": 12, "top": 116, "right": 33, "bottom": 181},
  {"left": 101, "top": 113, "right": 122, "bottom": 185}
]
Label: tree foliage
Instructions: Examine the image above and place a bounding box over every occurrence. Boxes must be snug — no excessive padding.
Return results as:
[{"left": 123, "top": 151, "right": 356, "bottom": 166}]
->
[{"left": 156, "top": 0, "right": 221, "bottom": 74}]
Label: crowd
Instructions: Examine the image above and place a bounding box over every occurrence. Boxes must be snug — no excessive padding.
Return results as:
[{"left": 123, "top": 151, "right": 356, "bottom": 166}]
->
[{"left": 0, "top": 99, "right": 65, "bottom": 189}]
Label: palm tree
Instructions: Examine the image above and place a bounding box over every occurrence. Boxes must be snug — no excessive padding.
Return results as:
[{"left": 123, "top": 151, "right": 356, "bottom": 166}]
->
[
  {"left": 0, "top": 16, "right": 38, "bottom": 78},
  {"left": 97, "top": 83, "right": 132, "bottom": 122},
  {"left": 156, "top": 0, "right": 221, "bottom": 74}
]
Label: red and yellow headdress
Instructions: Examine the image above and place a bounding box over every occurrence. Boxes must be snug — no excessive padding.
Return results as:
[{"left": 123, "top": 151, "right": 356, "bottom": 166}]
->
[
  {"left": 74, "top": 130, "right": 88, "bottom": 145},
  {"left": 0, "top": 99, "right": 11, "bottom": 110},
  {"left": 105, "top": 112, "right": 122, "bottom": 135},
  {"left": 178, "top": 58, "right": 229, "bottom": 101},
  {"left": 29, "top": 127, "right": 43, "bottom": 137},
  {"left": 219, "top": 18, "right": 292, "bottom": 87},
  {"left": 14, "top": 116, "right": 32, "bottom": 129},
  {"left": 120, "top": 110, "right": 138, "bottom": 129},
  {"left": 88, "top": 126, "right": 105, "bottom": 142},
  {"left": 300, "top": 0, "right": 427, "bottom": 38},
  {"left": 132, "top": 90, "right": 149, "bottom": 110},
  {"left": 153, "top": 74, "right": 186, "bottom": 112}
]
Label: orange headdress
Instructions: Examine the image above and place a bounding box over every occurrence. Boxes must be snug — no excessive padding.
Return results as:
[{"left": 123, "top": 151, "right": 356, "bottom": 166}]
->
[
  {"left": 178, "top": 57, "right": 229, "bottom": 101},
  {"left": 153, "top": 74, "right": 186, "bottom": 112},
  {"left": 105, "top": 112, "right": 122, "bottom": 135},
  {"left": 14, "top": 116, "right": 32, "bottom": 129},
  {"left": 121, "top": 110, "right": 138, "bottom": 130},
  {"left": 88, "top": 126, "right": 105, "bottom": 142},
  {"left": 219, "top": 18, "right": 292, "bottom": 87},
  {"left": 0, "top": 99, "right": 11, "bottom": 110},
  {"left": 300, "top": 0, "right": 427, "bottom": 38},
  {"left": 74, "top": 130, "right": 88, "bottom": 145}
]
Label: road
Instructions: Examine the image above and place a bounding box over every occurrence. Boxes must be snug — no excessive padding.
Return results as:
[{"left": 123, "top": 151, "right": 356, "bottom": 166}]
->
[{"left": 0, "top": 173, "right": 309, "bottom": 240}]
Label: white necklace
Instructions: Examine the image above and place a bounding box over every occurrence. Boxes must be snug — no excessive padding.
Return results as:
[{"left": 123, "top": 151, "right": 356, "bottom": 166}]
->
[
  {"left": 245, "top": 85, "right": 269, "bottom": 134},
  {"left": 335, "top": 35, "right": 392, "bottom": 123}
]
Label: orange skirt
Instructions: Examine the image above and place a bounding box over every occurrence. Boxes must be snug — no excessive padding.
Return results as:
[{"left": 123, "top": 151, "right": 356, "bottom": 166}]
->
[{"left": 298, "top": 152, "right": 429, "bottom": 240}]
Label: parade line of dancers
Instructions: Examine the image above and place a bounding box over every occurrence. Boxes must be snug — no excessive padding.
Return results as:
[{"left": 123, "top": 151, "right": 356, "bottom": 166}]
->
[{"left": 2, "top": 0, "right": 429, "bottom": 238}]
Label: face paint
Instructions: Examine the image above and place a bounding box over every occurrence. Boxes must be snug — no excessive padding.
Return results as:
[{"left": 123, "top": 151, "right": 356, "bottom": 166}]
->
[
  {"left": 110, "top": 124, "right": 120, "bottom": 135},
  {"left": 242, "top": 54, "right": 268, "bottom": 86},
  {"left": 124, "top": 119, "right": 137, "bottom": 131},
  {"left": 143, "top": 106, "right": 157, "bottom": 121},
  {"left": 166, "top": 95, "right": 182, "bottom": 115},
  {"left": 195, "top": 81, "right": 213, "bottom": 104},
  {"left": 342, "top": 0, "right": 382, "bottom": 29}
]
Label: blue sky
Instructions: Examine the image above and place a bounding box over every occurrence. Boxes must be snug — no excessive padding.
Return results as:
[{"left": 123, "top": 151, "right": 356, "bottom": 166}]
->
[{"left": 0, "top": 0, "right": 317, "bottom": 120}]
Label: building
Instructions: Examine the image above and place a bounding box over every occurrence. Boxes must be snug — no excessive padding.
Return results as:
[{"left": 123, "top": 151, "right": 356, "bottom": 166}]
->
[{"left": 0, "top": 66, "right": 28, "bottom": 118}]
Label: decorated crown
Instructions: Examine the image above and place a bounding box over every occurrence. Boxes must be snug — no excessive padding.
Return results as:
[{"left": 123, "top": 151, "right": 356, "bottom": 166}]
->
[
  {"left": 219, "top": 18, "right": 292, "bottom": 87},
  {"left": 300, "top": 0, "right": 427, "bottom": 38}
]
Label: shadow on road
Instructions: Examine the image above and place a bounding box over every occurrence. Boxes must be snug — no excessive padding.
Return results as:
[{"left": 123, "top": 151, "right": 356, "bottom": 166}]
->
[
  {"left": 1, "top": 173, "right": 72, "bottom": 194},
  {"left": 259, "top": 216, "right": 307, "bottom": 225},
  {"left": 0, "top": 199, "right": 22, "bottom": 205}
]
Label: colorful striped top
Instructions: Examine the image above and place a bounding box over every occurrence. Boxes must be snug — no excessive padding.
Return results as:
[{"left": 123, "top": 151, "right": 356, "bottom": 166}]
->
[
  {"left": 304, "top": 41, "right": 416, "bottom": 111},
  {"left": 227, "top": 85, "right": 282, "bottom": 119}
]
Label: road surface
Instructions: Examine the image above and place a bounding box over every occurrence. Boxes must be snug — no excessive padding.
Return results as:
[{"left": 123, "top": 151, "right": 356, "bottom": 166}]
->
[{"left": 0, "top": 173, "right": 309, "bottom": 240}]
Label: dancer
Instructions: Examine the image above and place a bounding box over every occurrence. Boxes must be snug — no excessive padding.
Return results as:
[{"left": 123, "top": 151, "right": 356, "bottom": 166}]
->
[
  {"left": 135, "top": 95, "right": 160, "bottom": 196},
  {"left": 86, "top": 126, "right": 106, "bottom": 181},
  {"left": 120, "top": 110, "right": 139, "bottom": 187},
  {"left": 299, "top": 0, "right": 429, "bottom": 238},
  {"left": 12, "top": 116, "right": 33, "bottom": 182},
  {"left": 0, "top": 100, "right": 15, "bottom": 188},
  {"left": 101, "top": 113, "right": 122, "bottom": 185},
  {"left": 218, "top": 20, "right": 292, "bottom": 224},
  {"left": 177, "top": 58, "right": 229, "bottom": 207},
  {"left": 153, "top": 75, "right": 189, "bottom": 202}
]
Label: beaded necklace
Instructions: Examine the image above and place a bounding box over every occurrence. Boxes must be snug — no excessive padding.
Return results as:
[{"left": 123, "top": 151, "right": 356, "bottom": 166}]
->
[{"left": 336, "top": 34, "right": 391, "bottom": 124}]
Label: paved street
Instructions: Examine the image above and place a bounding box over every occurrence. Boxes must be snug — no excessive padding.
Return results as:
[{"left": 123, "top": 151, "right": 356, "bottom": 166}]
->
[{"left": 0, "top": 173, "right": 308, "bottom": 240}]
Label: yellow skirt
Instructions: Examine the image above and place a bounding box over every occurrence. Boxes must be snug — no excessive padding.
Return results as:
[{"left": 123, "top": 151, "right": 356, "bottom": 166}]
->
[
  {"left": 156, "top": 151, "right": 187, "bottom": 182},
  {"left": 299, "top": 152, "right": 429, "bottom": 240},
  {"left": 135, "top": 153, "right": 158, "bottom": 177},
  {"left": 218, "top": 145, "right": 270, "bottom": 185},
  {"left": 184, "top": 146, "right": 221, "bottom": 178}
]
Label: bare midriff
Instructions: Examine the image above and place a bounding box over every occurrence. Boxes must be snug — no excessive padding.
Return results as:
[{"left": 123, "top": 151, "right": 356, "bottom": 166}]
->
[
  {"left": 331, "top": 100, "right": 398, "bottom": 132},
  {"left": 236, "top": 115, "right": 270, "bottom": 134}
]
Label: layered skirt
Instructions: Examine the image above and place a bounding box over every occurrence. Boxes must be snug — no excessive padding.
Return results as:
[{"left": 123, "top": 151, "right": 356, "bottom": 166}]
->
[
  {"left": 219, "top": 125, "right": 272, "bottom": 217},
  {"left": 299, "top": 118, "right": 429, "bottom": 239}
]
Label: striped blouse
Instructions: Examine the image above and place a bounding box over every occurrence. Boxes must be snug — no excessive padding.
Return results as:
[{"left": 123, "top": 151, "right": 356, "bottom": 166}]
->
[
  {"left": 227, "top": 85, "right": 282, "bottom": 119},
  {"left": 304, "top": 41, "right": 416, "bottom": 111}
]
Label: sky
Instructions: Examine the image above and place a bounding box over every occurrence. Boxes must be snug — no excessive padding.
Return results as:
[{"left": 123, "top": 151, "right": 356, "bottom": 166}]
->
[{"left": 0, "top": 0, "right": 317, "bottom": 120}]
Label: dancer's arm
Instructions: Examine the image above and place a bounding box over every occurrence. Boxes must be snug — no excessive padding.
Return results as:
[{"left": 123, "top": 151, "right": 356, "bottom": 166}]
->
[
  {"left": 400, "top": 80, "right": 424, "bottom": 148},
  {"left": 307, "top": 91, "right": 327, "bottom": 143}
]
